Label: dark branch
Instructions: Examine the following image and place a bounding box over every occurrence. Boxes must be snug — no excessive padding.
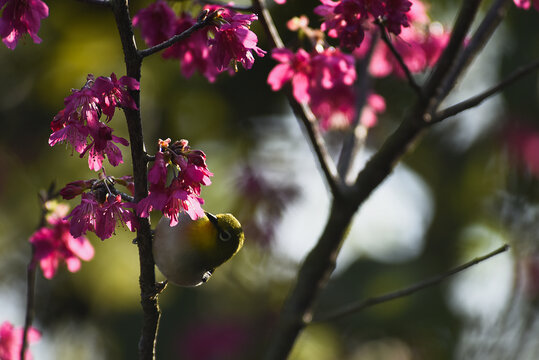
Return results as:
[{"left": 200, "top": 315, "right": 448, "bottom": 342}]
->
[
  {"left": 337, "top": 32, "right": 377, "bottom": 182},
  {"left": 423, "top": 0, "right": 483, "bottom": 109},
  {"left": 314, "top": 244, "right": 510, "bottom": 322},
  {"left": 196, "top": 0, "right": 254, "bottom": 12},
  {"left": 435, "top": 0, "right": 512, "bottom": 106},
  {"left": 433, "top": 58, "right": 539, "bottom": 123},
  {"left": 110, "top": 1, "right": 160, "bottom": 359},
  {"left": 76, "top": 0, "right": 111, "bottom": 5},
  {"left": 252, "top": 0, "right": 343, "bottom": 197},
  {"left": 21, "top": 185, "right": 57, "bottom": 360},
  {"left": 376, "top": 21, "right": 422, "bottom": 96},
  {"left": 139, "top": 10, "right": 217, "bottom": 58}
]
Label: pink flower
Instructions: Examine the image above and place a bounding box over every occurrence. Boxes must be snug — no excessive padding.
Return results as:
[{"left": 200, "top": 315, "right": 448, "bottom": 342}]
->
[
  {"left": 360, "top": 93, "right": 386, "bottom": 128},
  {"left": 0, "top": 0, "right": 48, "bottom": 50},
  {"left": 310, "top": 82, "right": 357, "bottom": 130},
  {"left": 368, "top": 22, "right": 449, "bottom": 78},
  {"left": 514, "top": 0, "right": 539, "bottom": 10},
  {"left": 83, "top": 123, "right": 129, "bottom": 171},
  {"left": 507, "top": 126, "right": 539, "bottom": 177},
  {"left": 137, "top": 139, "right": 213, "bottom": 223},
  {"left": 315, "top": 0, "right": 414, "bottom": 50},
  {"left": 383, "top": 0, "right": 412, "bottom": 35},
  {"left": 60, "top": 180, "right": 94, "bottom": 200},
  {"left": 268, "top": 47, "right": 359, "bottom": 130},
  {"left": 267, "top": 48, "right": 312, "bottom": 102},
  {"left": 163, "top": 13, "right": 220, "bottom": 82},
  {"left": 274, "top": 0, "right": 286, "bottom": 3},
  {"left": 49, "top": 74, "right": 136, "bottom": 171},
  {"left": 95, "top": 195, "right": 138, "bottom": 240},
  {"left": 0, "top": 321, "right": 40, "bottom": 360},
  {"left": 66, "top": 193, "right": 99, "bottom": 239},
  {"left": 132, "top": 0, "right": 175, "bottom": 46},
  {"left": 309, "top": 48, "right": 357, "bottom": 130},
  {"left": 67, "top": 192, "right": 138, "bottom": 241},
  {"left": 209, "top": 11, "right": 266, "bottom": 71},
  {"left": 30, "top": 205, "right": 94, "bottom": 279},
  {"left": 163, "top": 177, "right": 205, "bottom": 225},
  {"left": 92, "top": 73, "right": 139, "bottom": 119}
]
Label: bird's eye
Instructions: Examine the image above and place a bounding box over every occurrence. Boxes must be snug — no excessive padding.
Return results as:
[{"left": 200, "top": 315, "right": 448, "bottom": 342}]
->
[{"left": 219, "top": 230, "right": 231, "bottom": 242}]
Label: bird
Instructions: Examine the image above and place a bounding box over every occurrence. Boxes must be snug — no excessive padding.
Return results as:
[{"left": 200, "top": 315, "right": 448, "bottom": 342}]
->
[{"left": 153, "top": 211, "right": 244, "bottom": 287}]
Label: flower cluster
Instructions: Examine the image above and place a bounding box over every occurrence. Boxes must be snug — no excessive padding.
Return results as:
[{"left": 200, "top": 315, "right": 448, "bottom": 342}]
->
[
  {"left": 137, "top": 138, "right": 213, "bottom": 225},
  {"left": 133, "top": 1, "right": 265, "bottom": 82},
  {"left": 514, "top": 0, "right": 539, "bottom": 11},
  {"left": 0, "top": 0, "right": 48, "bottom": 50},
  {"left": 29, "top": 202, "right": 94, "bottom": 278},
  {"left": 61, "top": 175, "right": 138, "bottom": 240},
  {"left": 267, "top": 0, "right": 450, "bottom": 131},
  {"left": 315, "top": 0, "right": 412, "bottom": 51},
  {"left": 0, "top": 321, "right": 40, "bottom": 360},
  {"left": 49, "top": 73, "right": 139, "bottom": 171},
  {"left": 268, "top": 45, "right": 367, "bottom": 130},
  {"left": 366, "top": 3, "right": 449, "bottom": 79}
]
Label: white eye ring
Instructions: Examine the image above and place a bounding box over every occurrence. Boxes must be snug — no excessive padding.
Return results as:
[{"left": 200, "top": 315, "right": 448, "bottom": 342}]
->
[{"left": 219, "top": 231, "right": 231, "bottom": 242}]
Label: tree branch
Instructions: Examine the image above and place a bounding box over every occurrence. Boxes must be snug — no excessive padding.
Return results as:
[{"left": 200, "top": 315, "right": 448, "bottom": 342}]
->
[
  {"left": 110, "top": 1, "right": 160, "bottom": 359},
  {"left": 138, "top": 10, "right": 217, "bottom": 58},
  {"left": 434, "top": 0, "right": 512, "bottom": 108},
  {"left": 376, "top": 21, "right": 422, "bottom": 96},
  {"left": 423, "top": 0, "right": 483, "bottom": 112},
  {"left": 196, "top": 0, "right": 254, "bottom": 12},
  {"left": 21, "top": 185, "right": 56, "bottom": 360},
  {"left": 433, "top": 58, "right": 539, "bottom": 123},
  {"left": 337, "top": 32, "right": 377, "bottom": 183},
  {"left": 76, "top": 0, "right": 111, "bottom": 5},
  {"left": 261, "top": 1, "right": 502, "bottom": 358},
  {"left": 252, "top": 0, "right": 344, "bottom": 197},
  {"left": 314, "top": 244, "right": 510, "bottom": 322}
]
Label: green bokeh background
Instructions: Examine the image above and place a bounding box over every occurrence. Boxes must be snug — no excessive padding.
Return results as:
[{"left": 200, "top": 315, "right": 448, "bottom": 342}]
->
[{"left": 1, "top": 0, "right": 538, "bottom": 359}]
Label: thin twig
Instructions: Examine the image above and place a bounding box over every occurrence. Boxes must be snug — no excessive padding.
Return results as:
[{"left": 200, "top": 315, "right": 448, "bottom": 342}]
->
[
  {"left": 337, "top": 32, "right": 377, "bottom": 182},
  {"left": 433, "top": 58, "right": 539, "bottom": 123},
  {"left": 314, "top": 244, "right": 510, "bottom": 322},
  {"left": 252, "top": 0, "right": 343, "bottom": 197},
  {"left": 196, "top": 0, "right": 254, "bottom": 12},
  {"left": 76, "top": 0, "right": 111, "bottom": 5},
  {"left": 139, "top": 10, "right": 217, "bottom": 58},
  {"left": 376, "top": 21, "right": 422, "bottom": 96},
  {"left": 21, "top": 185, "right": 56, "bottom": 360},
  {"left": 423, "top": 0, "right": 483, "bottom": 109},
  {"left": 434, "top": 0, "right": 512, "bottom": 108}
]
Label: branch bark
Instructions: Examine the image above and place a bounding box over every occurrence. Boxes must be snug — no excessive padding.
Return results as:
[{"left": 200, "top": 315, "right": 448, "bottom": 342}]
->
[
  {"left": 260, "top": 1, "right": 504, "bottom": 358},
  {"left": 433, "top": 58, "right": 539, "bottom": 123},
  {"left": 110, "top": 1, "right": 159, "bottom": 359},
  {"left": 315, "top": 244, "right": 510, "bottom": 322}
]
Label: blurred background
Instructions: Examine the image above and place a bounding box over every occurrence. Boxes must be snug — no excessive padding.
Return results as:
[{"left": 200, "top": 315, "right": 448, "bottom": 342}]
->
[{"left": 1, "top": 0, "right": 539, "bottom": 359}]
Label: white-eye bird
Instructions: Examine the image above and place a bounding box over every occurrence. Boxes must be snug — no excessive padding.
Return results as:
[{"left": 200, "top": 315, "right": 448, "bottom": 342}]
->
[{"left": 153, "top": 211, "right": 244, "bottom": 287}]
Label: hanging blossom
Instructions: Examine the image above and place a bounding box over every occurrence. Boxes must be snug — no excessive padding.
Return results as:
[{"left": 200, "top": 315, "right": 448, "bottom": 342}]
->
[
  {"left": 0, "top": 0, "right": 48, "bottom": 50},
  {"left": 133, "top": 3, "right": 265, "bottom": 82},
  {"left": 29, "top": 202, "right": 94, "bottom": 279},
  {"left": 62, "top": 175, "right": 138, "bottom": 240},
  {"left": 137, "top": 138, "right": 213, "bottom": 225},
  {"left": 514, "top": 0, "right": 539, "bottom": 10},
  {"left": 366, "top": 0, "right": 450, "bottom": 78},
  {"left": 315, "top": 0, "right": 412, "bottom": 51},
  {"left": 0, "top": 321, "right": 40, "bottom": 360},
  {"left": 49, "top": 73, "right": 139, "bottom": 171},
  {"left": 268, "top": 46, "right": 362, "bottom": 130}
]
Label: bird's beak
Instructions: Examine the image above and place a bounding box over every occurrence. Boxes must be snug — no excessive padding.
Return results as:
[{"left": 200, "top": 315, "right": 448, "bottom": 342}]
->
[{"left": 205, "top": 212, "right": 219, "bottom": 227}]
